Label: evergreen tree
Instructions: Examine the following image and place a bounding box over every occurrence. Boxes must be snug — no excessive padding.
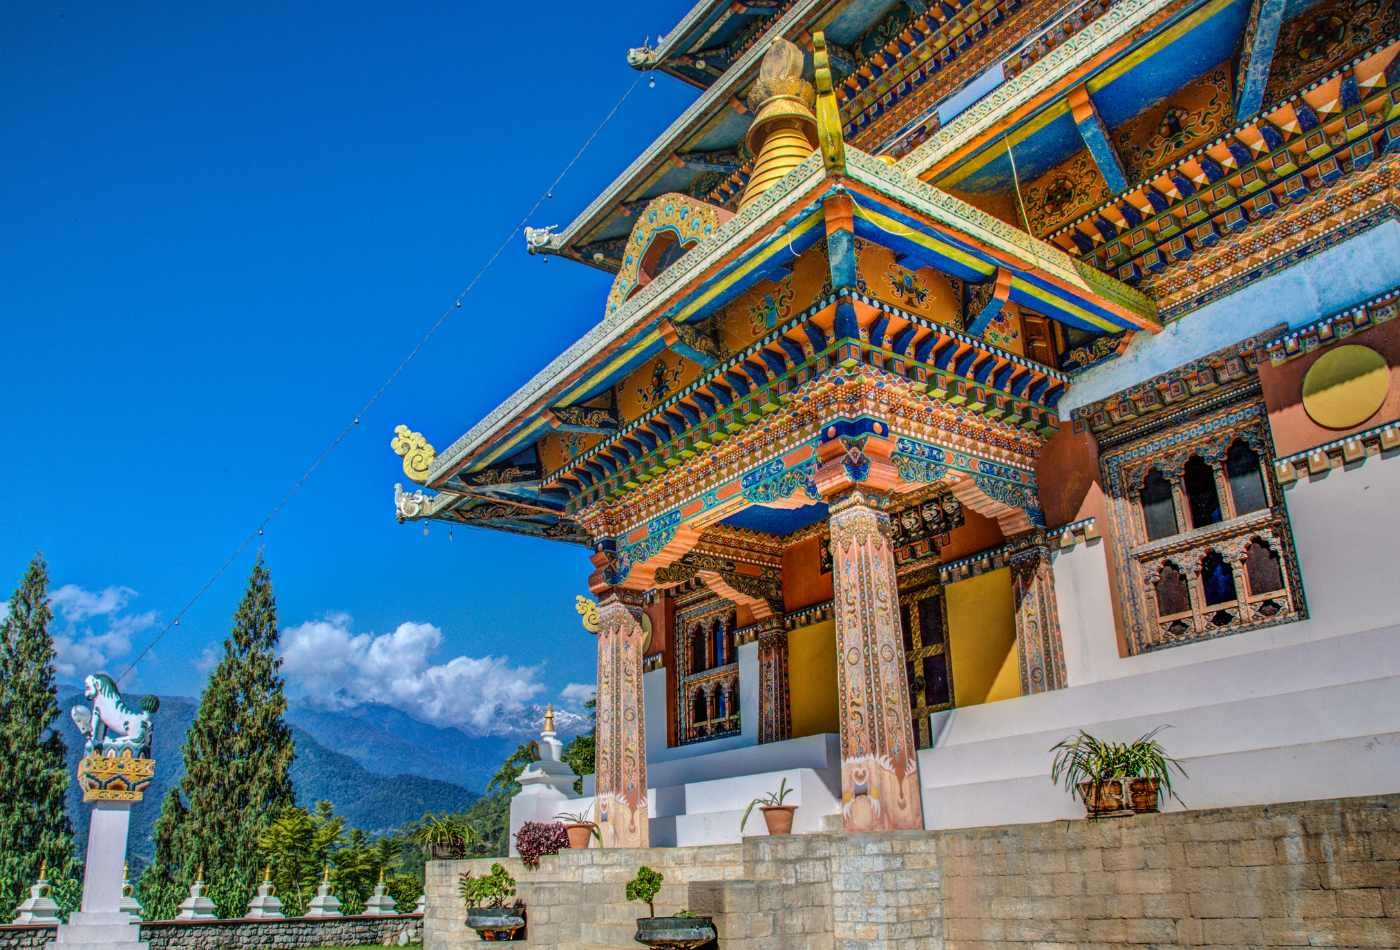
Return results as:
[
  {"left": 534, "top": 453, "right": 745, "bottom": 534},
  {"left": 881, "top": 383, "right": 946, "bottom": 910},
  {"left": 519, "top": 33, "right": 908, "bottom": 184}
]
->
[
  {"left": 0, "top": 555, "right": 78, "bottom": 919},
  {"left": 139, "top": 556, "right": 295, "bottom": 918}
]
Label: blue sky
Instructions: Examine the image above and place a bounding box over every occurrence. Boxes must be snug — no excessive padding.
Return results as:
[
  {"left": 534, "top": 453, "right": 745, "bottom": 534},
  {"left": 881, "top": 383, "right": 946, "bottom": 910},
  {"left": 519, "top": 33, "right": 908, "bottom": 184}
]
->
[{"left": 1, "top": 2, "right": 697, "bottom": 734}]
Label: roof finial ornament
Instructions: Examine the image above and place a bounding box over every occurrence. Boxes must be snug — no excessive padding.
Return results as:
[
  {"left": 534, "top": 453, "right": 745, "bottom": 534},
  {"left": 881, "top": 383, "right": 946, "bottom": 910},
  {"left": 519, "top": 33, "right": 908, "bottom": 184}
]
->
[
  {"left": 543, "top": 703, "right": 556, "bottom": 734},
  {"left": 391, "top": 425, "right": 436, "bottom": 483},
  {"left": 813, "top": 32, "right": 847, "bottom": 176},
  {"left": 738, "top": 37, "right": 819, "bottom": 210}
]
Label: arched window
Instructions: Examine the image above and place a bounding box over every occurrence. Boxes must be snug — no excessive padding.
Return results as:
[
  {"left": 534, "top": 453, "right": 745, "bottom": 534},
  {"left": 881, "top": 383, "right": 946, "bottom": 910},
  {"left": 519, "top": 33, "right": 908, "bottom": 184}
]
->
[
  {"left": 691, "top": 688, "right": 708, "bottom": 728},
  {"left": 724, "top": 612, "right": 737, "bottom": 664},
  {"left": 1201, "top": 550, "right": 1237, "bottom": 605},
  {"left": 716, "top": 685, "right": 729, "bottom": 720},
  {"left": 1226, "top": 440, "right": 1267, "bottom": 515},
  {"left": 712, "top": 619, "right": 726, "bottom": 666},
  {"left": 1155, "top": 562, "right": 1191, "bottom": 616},
  {"left": 690, "top": 625, "right": 706, "bottom": 673},
  {"left": 1184, "top": 455, "right": 1222, "bottom": 529},
  {"left": 1141, "top": 469, "right": 1179, "bottom": 541},
  {"left": 729, "top": 682, "right": 740, "bottom": 719},
  {"left": 1244, "top": 537, "right": 1284, "bottom": 594}
]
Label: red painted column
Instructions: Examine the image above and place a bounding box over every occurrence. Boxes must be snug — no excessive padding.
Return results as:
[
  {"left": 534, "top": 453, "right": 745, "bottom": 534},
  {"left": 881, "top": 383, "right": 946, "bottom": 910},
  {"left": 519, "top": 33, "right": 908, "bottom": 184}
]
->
[
  {"left": 756, "top": 621, "right": 792, "bottom": 745},
  {"left": 592, "top": 592, "right": 649, "bottom": 847},
  {"left": 1009, "top": 538, "right": 1069, "bottom": 694}
]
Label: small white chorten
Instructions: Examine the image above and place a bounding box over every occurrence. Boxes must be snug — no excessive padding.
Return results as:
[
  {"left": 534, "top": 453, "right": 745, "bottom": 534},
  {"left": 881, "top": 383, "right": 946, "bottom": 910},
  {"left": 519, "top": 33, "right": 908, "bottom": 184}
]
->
[
  {"left": 175, "top": 867, "right": 217, "bottom": 920},
  {"left": 244, "top": 869, "right": 283, "bottom": 919},
  {"left": 515, "top": 704, "right": 579, "bottom": 796},
  {"left": 118, "top": 864, "right": 142, "bottom": 922},
  {"left": 305, "top": 867, "right": 342, "bottom": 918},
  {"left": 13, "top": 862, "right": 62, "bottom": 924},
  {"left": 362, "top": 870, "right": 397, "bottom": 916},
  {"left": 413, "top": 893, "right": 426, "bottom": 915}
]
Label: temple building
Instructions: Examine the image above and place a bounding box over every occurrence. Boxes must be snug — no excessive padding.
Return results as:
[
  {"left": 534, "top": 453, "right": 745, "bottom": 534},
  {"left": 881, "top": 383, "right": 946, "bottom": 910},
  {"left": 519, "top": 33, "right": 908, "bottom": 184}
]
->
[{"left": 391, "top": 0, "right": 1400, "bottom": 848}]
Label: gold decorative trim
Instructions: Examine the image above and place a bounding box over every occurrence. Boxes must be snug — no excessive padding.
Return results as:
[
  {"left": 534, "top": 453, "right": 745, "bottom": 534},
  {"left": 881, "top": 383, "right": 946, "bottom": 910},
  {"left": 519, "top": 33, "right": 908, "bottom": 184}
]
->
[{"left": 78, "top": 752, "right": 155, "bottom": 803}]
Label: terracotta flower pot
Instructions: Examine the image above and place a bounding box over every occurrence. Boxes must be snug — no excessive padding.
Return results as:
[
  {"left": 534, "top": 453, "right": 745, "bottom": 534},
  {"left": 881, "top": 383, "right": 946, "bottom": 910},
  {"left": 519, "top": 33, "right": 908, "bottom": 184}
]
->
[
  {"left": 634, "top": 915, "right": 717, "bottom": 948},
  {"left": 1078, "top": 779, "right": 1128, "bottom": 817},
  {"left": 1127, "top": 777, "right": 1161, "bottom": 813},
  {"left": 761, "top": 805, "right": 797, "bottom": 836},
  {"left": 564, "top": 822, "right": 596, "bottom": 849}
]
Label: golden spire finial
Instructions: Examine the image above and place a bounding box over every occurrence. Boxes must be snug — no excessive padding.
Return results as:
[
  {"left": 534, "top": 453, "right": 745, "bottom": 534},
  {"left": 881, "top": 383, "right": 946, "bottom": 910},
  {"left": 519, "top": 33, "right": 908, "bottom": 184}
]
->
[
  {"left": 38, "top": 859, "right": 47, "bottom": 881},
  {"left": 195, "top": 863, "right": 204, "bottom": 882},
  {"left": 738, "top": 37, "right": 819, "bottom": 210},
  {"left": 378, "top": 868, "right": 386, "bottom": 884},
  {"left": 322, "top": 864, "right": 331, "bottom": 884},
  {"left": 543, "top": 703, "right": 556, "bottom": 733},
  {"left": 391, "top": 425, "right": 436, "bottom": 483},
  {"left": 262, "top": 865, "right": 271, "bottom": 882}
]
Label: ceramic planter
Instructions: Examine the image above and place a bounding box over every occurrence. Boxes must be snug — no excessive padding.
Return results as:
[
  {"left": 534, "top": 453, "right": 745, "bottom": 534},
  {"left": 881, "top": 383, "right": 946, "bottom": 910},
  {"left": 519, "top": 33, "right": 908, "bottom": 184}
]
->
[
  {"left": 466, "top": 907, "right": 525, "bottom": 941},
  {"left": 1127, "top": 776, "right": 1161, "bottom": 813},
  {"left": 761, "top": 805, "right": 796, "bottom": 835},
  {"left": 564, "top": 822, "right": 597, "bottom": 849},
  {"left": 634, "top": 915, "right": 718, "bottom": 948},
  {"left": 1077, "top": 779, "right": 1130, "bottom": 818}
]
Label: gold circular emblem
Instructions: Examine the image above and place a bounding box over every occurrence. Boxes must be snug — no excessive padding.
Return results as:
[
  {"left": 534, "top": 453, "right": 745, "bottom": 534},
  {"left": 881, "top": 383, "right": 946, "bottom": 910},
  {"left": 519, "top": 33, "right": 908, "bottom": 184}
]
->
[{"left": 1301, "top": 344, "right": 1389, "bottom": 430}]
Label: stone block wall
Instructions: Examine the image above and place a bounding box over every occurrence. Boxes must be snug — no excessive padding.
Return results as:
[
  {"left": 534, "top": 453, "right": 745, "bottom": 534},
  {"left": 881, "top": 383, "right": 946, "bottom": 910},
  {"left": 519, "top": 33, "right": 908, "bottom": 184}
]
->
[
  {"left": 0, "top": 913, "right": 420, "bottom": 950},
  {"left": 425, "top": 794, "right": 1400, "bottom": 949}
]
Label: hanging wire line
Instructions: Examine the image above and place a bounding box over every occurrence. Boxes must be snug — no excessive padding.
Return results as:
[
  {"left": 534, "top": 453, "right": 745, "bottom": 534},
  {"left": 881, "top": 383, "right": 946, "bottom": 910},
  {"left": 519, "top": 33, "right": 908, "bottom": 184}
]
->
[{"left": 115, "top": 73, "right": 647, "bottom": 686}]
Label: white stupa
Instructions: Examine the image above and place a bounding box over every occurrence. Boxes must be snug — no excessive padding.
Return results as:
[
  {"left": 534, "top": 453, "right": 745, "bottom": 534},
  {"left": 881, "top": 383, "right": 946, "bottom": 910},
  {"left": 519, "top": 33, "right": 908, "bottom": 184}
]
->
[
  {"left": 363, "top": 870, "right": 397, "bottom": 916},
  {"left": 117, "top": 865, "right": 141, "bottom": 922},
  {"left": 13, "top": 862, "right": 62, "bottom": 924},
  {"left": 174, "top": 868, "right": 216, "bottom": 921},
  {"left": 244, "top": 869, "right": 284, "bottom": 919},
  {"left": 305, "top": 867, "right": 342, "bottom": 918}
]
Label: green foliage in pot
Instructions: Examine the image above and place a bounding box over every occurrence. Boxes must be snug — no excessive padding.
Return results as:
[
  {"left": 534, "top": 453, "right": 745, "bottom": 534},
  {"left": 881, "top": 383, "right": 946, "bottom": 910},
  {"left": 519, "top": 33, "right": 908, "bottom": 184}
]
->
[
  {"left": 553, "top": 809, "right": 602, "bottom": 843},
  {"left": 459, "top": 863, "right": 516, "bottom": 909},
  {"left": 412, "top": 814, "right": 474, "bottom": 853},
  {"left": 739, "top": 777, "right": 794, "bottom": 831},
  {"left": 1049, "top": 726, "right": 1187, "bottom": 804},
  {"left": 625, "top": 866, "right": 663, "bottom": 918}
]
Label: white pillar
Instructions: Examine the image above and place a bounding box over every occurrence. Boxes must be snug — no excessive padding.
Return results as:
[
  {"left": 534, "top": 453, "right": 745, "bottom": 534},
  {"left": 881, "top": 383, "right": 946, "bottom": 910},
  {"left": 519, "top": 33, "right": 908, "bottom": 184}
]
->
[{"left": 80, "top": 803, "right": 132, "bottom": 914}]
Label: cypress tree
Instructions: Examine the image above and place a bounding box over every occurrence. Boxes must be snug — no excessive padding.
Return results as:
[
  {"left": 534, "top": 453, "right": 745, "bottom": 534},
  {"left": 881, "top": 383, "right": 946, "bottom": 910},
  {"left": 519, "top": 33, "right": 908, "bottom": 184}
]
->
[
  {"left": 0, "top": 555, "right": 78, "bottom": 918},
  {"left": 139, "top": 555, "right": 295, "bottom": 918}
]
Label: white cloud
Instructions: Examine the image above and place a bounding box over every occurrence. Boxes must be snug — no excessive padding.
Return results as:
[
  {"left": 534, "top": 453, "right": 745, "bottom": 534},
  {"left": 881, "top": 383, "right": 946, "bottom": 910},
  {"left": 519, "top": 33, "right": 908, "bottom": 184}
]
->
[
  {"left": 280, "top": 614, "right": 553, "bottom": 736},
  {"left": 0, "top": 602, "right": 9, "bottom": 624},
  {"left": 47, "top": 584, "right": 157, "bottom": 678}
]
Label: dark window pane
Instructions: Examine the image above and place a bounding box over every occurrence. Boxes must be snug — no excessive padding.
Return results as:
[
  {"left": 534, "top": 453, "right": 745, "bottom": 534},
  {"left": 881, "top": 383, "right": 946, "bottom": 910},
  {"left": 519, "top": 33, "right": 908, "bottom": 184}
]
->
[
  {"left": 1185, "top": 455, "right": 1223, "bottom": 528},
  {"left": 692, "top": 689, "right": 707, "bottom": 724},
  {"left": 1245, "top": 538, "right": 1285, "bottom": 594},
  {"left": 712, "top": 621, "right": 725, "bottom": 666},
  {"left": 1141, "top": 469, "right": 1179, "bottom": 540},
  {"left": 690, "top": 626, "right": 705, "bottom": 673},
  {"left": 906, "top": 661, "right": 920, "bottom": 710},
  {"left": 900, "top": 604, "right": 915, "bottom": 654},
  {"left": 922, "top": 654, "right": 951, "bottom": 707},
  {"left": 918, "top": 596, "right": 946, "bottom": 647},
  {"left": 1227, "top": 440, "right": 1268, "bottom": 515},
  {"left": 1156, "top": 562, "right": 1191, "bottom": 616},
  {"left": 1201, "top": 550, "right": 1237, "bottom": 605},
  {"left": 729, "top": 681, "right": 740, "bottom": 715}
]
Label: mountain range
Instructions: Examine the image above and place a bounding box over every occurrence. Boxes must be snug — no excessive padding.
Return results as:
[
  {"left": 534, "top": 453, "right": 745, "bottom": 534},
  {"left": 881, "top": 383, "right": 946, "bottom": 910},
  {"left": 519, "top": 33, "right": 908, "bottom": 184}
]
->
[{"left": 58, "top": 687, "right": 518, "bottom": 865}]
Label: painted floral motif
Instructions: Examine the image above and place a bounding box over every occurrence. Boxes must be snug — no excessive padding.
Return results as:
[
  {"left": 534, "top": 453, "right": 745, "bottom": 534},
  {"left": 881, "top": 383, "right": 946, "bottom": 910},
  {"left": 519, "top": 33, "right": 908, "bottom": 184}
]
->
[
  {"left": 1024, "top": 151, "right": 1109, "bottom": 235},
  {"left": 982, "top": 308, "right": 1022, "bottom": 353},
  {"left": 886, "top": 265, "right": 930, "bottom": 308},
  {"left": 748, "top": 276, "right": 794, "bottom": 336},
  {"left": 635, "top": 358, "right": 682, "bottom": 410},
  {"left": 1114, "top": 64, "right": 1231, "bottom": 182},
  {"left": 1265, "top": 0, "right": 1395, "bottom": 102}
]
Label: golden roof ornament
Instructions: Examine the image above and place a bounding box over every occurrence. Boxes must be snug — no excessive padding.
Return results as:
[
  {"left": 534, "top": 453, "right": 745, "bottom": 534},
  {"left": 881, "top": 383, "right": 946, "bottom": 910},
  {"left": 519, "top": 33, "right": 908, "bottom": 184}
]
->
[
  {"left": 812, "top": 32, "right": 846, "bottom": 176},
  {"left": 738, "top": 37, "right": 819, "bottom": 210},
  {"left": 575, "top": 594, "right": 600, "bottom": 633},
  {"left": 391, "top": 425, "right": 436, "bottom": 483},
  {"left": 543, "top": 703, "right": 556, "bottom": 733}
]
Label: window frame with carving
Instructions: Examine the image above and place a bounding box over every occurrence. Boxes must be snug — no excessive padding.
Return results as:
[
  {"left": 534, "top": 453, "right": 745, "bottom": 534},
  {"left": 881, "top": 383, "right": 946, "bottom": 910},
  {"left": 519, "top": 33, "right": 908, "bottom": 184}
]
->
[
  {"left": 1102, "top": 402, "right": 1306, "bottom": 654},
  {"left": 897, "top": 574, "right": 955, "bottom": 749},
  {"left": 674, "top": 595, "right": 741, "bottom": 746}
]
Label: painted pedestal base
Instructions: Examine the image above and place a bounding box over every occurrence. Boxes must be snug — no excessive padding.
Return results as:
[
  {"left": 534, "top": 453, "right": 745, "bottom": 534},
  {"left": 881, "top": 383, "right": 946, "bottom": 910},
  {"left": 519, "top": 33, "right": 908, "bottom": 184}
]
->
[{"left": 50, "top": 803, "right": 148, "bottom": 950}]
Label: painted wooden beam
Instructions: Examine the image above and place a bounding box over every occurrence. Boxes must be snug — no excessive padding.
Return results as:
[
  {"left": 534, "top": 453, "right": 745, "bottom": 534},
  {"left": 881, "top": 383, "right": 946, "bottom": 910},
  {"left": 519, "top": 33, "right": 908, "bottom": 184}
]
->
[
  {"left": 548, "top": 404, "right": 620, "bottom": 434},
  {"left": 659, "top": 319, "right": 720, "bottom": 369},
  {"left": 1234, "top": 0, "right": 1287, "bottom": 120},
  {"left": 966, "top": 268, "right": 1014, "bottom": 337},
  {"left": 1068, "top": 85, "right": 1129, "bottom": 195}
]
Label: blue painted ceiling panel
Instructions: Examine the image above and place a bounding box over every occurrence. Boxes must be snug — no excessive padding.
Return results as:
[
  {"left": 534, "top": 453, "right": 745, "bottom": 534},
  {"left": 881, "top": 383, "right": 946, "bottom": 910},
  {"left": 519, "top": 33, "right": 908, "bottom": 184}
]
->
[{"left": 721, "top": 501, "right": 829, "bottom": 535}]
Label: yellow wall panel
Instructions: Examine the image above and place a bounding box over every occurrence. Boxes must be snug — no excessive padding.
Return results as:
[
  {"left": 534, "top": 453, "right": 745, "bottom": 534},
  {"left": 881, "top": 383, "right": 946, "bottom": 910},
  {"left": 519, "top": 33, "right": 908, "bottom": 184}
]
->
[
  {"left": 945, "top": 567, "right": 1021, "bottom": 706},
  {"left": 788, "top": 619, "right": 839, "bottom": 737}
]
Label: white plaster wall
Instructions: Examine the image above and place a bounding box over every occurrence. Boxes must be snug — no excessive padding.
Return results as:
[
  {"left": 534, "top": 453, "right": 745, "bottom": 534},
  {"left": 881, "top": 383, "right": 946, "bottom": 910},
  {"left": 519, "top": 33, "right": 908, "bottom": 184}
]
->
[
  {"left": 1061, "top": 221, "right": 1400, "bottom": 417},
  {"left": 1053, "top": 452, "right": 1400, "bottom": 686},
  {"left": 648, "top": 640, "right": 760, "bottom": 764},
  {"left": 643, "top": 667, "right": 668, "bottom": 763}
]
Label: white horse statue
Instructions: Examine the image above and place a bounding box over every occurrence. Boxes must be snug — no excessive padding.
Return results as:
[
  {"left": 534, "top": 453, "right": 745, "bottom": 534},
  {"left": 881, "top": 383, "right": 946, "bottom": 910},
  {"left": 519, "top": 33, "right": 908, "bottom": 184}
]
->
[{"left": 71, "top": 672, "right": 159, "bottom": 758}]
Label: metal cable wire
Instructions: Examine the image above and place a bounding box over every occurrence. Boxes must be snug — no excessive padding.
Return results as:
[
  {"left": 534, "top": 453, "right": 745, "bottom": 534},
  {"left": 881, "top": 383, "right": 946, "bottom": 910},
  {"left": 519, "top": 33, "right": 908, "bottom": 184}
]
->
[{"left": 116, "top": 73, "right": 648, "bottom": 685}]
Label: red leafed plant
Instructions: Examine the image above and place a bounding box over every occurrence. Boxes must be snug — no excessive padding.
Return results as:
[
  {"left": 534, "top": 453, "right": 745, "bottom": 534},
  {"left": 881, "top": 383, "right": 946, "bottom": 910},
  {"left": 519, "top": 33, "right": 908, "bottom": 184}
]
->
[{"left": 514, "top": 821, "right": 570, "bottom": 870}]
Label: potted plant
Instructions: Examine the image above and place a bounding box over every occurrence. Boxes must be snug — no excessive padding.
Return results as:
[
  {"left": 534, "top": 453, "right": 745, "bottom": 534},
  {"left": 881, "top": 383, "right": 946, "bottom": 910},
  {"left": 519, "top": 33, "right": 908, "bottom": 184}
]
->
[
  {"left": 413, "top": 813, "right": 473, "bottom": 859},
  {"left": 1050, "top": 727, "right": 1186, "bottom": 818},
  {"left": 1117, "top": 726, "right": 1188, "bottom": 814},
  {"left": 459, "top": 864, "right": 525, "bottom": 941},
  {"left": 739, "top": 777, "right": 797, "bottom": 836},
  {"left": 514, "top": 821, "right": 570, "bottom": 869},
  {"left": 554, "top": 809, "right": 602, "bottom": 850},
  {"left": 628, "top": 866, "right": 716, "bottom": 949}
]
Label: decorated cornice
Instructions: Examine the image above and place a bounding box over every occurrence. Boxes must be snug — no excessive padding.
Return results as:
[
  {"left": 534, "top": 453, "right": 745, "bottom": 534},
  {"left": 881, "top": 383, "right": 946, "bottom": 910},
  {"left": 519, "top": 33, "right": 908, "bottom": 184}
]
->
[
  {"left": 1072, "top": 327, "right": 1281, "bottom": 442},
  {"left": 1262, "top": 287, "right": 1400, "bottom": 366},
  {"left": 896, "top": 0, "right": 1177, "bottom": 178},
  {"left": 1274, "top": 420, "right": 1400, "bottom": 483}
]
